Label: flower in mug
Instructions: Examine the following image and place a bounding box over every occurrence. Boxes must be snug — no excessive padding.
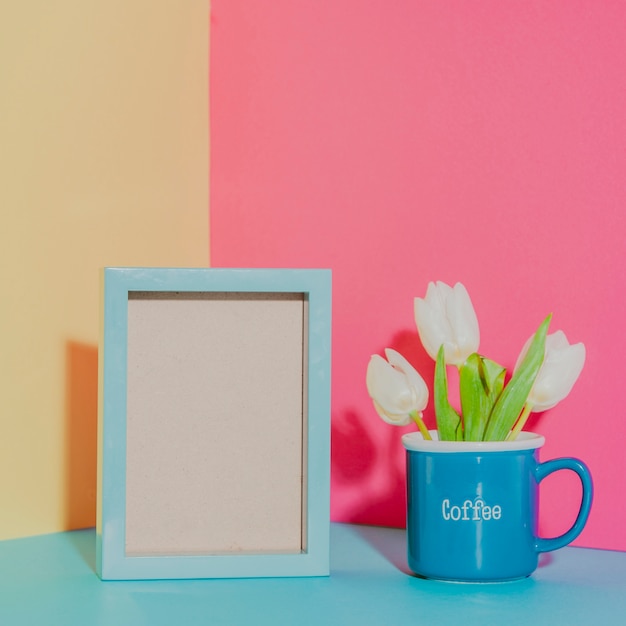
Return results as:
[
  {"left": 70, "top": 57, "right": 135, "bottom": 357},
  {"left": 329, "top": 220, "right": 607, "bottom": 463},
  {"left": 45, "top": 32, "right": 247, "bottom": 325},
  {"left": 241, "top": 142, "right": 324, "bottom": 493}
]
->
[
  {"left": 414, "top": 281, "right": 480, "bottom": 367},
  {"left": 515, "top": 330, "right": 586, "bottom": 412},
  {"left": 366, "top": 348, "right": 430, "bottom": 438},
  {"left": 368, "top": 281, "right": 584, "bottom": 442}
]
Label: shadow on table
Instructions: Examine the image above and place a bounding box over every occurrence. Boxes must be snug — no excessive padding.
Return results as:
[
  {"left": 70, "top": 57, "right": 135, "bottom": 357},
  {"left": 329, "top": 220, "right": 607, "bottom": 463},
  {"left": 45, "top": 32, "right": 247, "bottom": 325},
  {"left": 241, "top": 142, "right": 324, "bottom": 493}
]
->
[
  {"left": 352, "top": 524, "right": 412, "bottom": 575},
  {"left": 67, "top": 528, "right": 98, "bottom": 574}
]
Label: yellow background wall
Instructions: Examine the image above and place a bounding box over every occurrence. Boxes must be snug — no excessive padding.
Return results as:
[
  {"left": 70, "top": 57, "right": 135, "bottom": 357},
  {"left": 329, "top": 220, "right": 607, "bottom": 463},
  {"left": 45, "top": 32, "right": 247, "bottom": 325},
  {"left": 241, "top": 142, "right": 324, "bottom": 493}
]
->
[{"left": 0, "top": 1, "right": 209, "bottom": 540}]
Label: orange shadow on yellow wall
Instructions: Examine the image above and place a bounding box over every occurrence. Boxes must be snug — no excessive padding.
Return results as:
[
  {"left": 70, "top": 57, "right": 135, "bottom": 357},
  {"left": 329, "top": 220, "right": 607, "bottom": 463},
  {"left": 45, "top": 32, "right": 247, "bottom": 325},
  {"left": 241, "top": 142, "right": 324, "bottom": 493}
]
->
[{"left": 64, "top": 340, "right": 98, "bottom": 530}]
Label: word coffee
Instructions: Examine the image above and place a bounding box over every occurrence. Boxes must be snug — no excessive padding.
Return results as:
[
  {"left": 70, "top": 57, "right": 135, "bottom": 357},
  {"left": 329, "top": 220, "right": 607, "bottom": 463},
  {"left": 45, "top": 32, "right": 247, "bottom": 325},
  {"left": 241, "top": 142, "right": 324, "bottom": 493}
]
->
[{"left": 441, "top": 497, "right": 502, "bottom": 522}]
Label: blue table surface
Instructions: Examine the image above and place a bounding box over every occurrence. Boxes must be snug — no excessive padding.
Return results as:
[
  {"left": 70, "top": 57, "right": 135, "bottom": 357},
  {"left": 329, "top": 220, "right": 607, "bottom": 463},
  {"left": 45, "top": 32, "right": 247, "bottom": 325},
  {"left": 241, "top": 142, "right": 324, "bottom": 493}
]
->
[{"left": 1, "top": 523, "right": 625, "bottom": 626}]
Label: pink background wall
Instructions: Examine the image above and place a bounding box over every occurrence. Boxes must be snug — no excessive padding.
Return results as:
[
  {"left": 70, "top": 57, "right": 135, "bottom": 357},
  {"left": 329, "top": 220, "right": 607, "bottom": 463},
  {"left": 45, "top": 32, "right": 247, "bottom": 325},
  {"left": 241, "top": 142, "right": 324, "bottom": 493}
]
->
[{"left": 210, "top": 1, "right": 626, "bottom": 549}]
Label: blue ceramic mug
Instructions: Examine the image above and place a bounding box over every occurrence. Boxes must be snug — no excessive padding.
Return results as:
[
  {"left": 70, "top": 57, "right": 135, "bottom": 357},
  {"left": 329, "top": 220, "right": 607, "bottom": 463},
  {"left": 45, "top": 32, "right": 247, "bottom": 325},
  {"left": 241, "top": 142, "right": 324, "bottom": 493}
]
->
[{"left": 402, "top": 431, "right": 593, "bottom": 582}]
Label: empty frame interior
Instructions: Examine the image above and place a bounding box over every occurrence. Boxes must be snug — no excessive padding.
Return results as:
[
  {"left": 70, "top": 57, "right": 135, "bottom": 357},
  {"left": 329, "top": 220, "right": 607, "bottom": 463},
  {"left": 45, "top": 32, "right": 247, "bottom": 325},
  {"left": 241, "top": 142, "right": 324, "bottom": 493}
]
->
[{"left": 125, "top": 291, "right": 308, "bottom": 557}]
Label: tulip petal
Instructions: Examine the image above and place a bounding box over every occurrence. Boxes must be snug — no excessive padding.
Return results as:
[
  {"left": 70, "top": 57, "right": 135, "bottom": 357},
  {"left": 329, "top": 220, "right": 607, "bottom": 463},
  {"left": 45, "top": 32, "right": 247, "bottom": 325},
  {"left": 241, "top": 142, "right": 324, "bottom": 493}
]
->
[
  {"left": 514, "top": 330, "right": 586, "bottom": 413},
  {"left": 366, "top": 355, "right": 410, "bottom": 414},
  {"left": 384, "top": 348, "right": 429, "bottom": 411},
  {"left": 448, "top": 283, "right": 480, "bottom": 363},
  {"left": 366, "top": 351, "right": 429, "bottom": 426},
  {"left": 372, "top": 400, "right": 412, "bottom": 426},
  {"left": 529, "top": 341, "right": 585, "bottom": 412},
  {"left": 415, "top": 297, "right": 450, "bottom": 361},
  {"left": 415, "top": 281, "right": 480, "bottom": 366}
]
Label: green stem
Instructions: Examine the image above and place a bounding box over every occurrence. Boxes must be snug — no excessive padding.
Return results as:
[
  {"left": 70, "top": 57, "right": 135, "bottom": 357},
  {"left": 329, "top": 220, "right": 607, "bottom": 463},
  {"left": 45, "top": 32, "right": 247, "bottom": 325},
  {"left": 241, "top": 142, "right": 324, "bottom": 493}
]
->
[
  {"left": 456, "top": 362, "right": 465, "bottom": 439},
  {"left": 507, "top": 403, "right": 534, "bottom": 441},
  {"left": 410, "top": 411, "right": 432, "bottom": 440}
]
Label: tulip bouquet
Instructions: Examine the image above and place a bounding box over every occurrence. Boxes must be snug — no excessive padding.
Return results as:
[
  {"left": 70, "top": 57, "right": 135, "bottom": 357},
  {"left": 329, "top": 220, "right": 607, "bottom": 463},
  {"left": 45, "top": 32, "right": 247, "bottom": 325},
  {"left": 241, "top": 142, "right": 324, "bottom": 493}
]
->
[{"left": 366, "top": 282, "right": 585, "bottom": 441}]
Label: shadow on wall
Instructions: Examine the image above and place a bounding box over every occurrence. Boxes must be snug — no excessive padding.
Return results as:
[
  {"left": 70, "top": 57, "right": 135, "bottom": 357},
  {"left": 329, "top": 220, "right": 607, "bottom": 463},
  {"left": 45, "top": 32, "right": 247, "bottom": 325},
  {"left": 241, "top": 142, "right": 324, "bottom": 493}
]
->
[
  {"left": 332, "top": 329, "right": 437, "bottom": 528},
  {"left": 332, "top": 410, "right": 407, "bottom": 527},
  {"left": 64, "top": 340, "right": 98, "bottom": 530}
]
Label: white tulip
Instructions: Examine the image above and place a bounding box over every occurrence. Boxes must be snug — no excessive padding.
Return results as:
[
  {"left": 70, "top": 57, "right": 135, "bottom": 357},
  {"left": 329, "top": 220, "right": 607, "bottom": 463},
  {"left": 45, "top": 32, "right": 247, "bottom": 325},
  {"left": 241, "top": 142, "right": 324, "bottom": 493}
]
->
[
  {"left": 515, "top": 330, "right": 585, "bottom": 412},
  {"left": 414, "top": 281, "right": 480, "bottom": 366},
  {"left": 366, "top": 349, "right": 429, "bottom": 426}
]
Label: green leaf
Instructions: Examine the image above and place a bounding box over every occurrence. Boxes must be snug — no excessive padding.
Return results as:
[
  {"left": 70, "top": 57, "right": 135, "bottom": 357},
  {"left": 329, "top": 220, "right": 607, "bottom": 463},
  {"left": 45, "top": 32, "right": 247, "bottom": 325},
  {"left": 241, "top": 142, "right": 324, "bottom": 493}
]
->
[
  {"left": 434, "top": 345, "right": 462, "bottom": 441},
  {"left": 483, "top": 314, "right": 552, "bottom": 441},
  {"left": 460, "top": 354, "right": 506, "bottom": 441}
]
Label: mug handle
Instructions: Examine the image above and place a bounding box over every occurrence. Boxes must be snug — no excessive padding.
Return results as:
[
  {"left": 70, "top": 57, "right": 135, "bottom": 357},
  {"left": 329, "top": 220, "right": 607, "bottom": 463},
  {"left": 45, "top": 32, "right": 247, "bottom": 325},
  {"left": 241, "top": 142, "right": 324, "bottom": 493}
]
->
[{"left": 534, "top": 457, "right": 593, "bottom": 553}]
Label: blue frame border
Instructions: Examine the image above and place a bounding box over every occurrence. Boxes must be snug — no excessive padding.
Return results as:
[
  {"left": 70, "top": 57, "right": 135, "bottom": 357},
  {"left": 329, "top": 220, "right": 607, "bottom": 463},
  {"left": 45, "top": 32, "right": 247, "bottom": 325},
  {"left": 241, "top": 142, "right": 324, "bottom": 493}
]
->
[{"left": 97, "top": 268, "right": 331, "bottom": 580}]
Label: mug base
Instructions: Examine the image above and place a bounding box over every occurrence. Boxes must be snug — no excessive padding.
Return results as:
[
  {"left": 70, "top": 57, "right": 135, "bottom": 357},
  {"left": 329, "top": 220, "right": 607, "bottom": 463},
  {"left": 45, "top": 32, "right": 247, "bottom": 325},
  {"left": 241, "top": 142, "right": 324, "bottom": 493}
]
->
[{"left": 412, "top": 571, "right": 532, "bottom": 584}]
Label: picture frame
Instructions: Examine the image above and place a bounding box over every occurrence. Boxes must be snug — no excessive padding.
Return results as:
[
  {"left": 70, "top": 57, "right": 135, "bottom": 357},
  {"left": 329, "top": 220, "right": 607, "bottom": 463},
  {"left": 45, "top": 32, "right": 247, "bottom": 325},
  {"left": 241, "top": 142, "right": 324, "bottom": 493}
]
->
[{"left": 97, "top": 268, "right": 332, "bottom": 580}]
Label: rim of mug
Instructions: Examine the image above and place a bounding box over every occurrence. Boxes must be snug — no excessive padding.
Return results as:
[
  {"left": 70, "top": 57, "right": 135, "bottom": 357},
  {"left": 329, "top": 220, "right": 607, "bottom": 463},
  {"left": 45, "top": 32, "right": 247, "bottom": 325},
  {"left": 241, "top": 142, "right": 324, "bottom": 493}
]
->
[{"left": 402, "top": 430, "right": 545, "bottom": 453}]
